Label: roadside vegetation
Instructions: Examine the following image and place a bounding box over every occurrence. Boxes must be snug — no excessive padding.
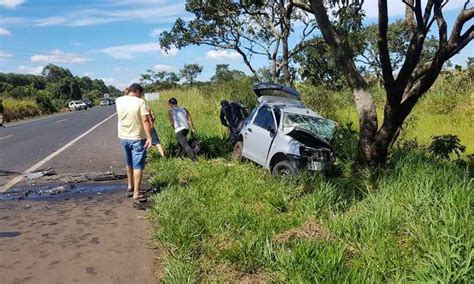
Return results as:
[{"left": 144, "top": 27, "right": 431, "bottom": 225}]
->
[
  {"left": 0, "top": 64, "right": 122, "bottom": 122},
  {"left": 147, "top": 69, "right": 473, "bottom": 281}
]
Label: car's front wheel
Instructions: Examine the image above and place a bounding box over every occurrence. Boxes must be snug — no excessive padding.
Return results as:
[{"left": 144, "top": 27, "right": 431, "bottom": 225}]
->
[
  {"left": 272, "top": 160, "right": 298, "bottom": 176},
  {"left": 232, "top": 141, "right": 244, "bottom": 163}
]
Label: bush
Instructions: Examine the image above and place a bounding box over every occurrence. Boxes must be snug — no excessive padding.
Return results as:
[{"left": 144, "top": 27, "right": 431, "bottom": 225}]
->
[
  {"left": 3, "top": 98, "right": 41, "bottom": 121},
  {"left": 427, "top": 135, "right": 466, "bottom": 160}
]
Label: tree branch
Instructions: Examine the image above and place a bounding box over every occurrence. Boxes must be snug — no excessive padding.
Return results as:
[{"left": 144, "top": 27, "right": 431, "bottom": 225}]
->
[
  {"left": 378, "top": 0, "right": 395, "bottom": 95},
  {"left": 404, "top": 0, "right": 417, "bottom": 37},
  {"left": 292, "top": 0, "right": 312, "bottom": 13}
]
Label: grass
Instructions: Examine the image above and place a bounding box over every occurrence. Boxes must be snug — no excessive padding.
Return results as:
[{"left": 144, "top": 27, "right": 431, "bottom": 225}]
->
[
  {"left": 2, "top": 98, "right": 42, "bottom": 122},
  {"left": 147, "top": 83, "right": 473, "bottom": 282}
]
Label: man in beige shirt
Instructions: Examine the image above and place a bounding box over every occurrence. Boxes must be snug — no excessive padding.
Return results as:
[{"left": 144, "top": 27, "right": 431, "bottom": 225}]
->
[{"left": 116, "top": 83, "right": 152, "bottom": 200}]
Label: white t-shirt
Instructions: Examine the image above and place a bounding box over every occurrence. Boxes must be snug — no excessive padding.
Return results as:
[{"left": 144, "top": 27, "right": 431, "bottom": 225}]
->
[
  {"left": 116, "top": 95, "right": 149, "bottom": 140},
  {"left": 171, "top": 107, "right": 189, "bottom": 133}
]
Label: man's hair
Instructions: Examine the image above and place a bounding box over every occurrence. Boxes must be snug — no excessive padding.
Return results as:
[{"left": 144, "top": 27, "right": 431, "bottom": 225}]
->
[
  {"left": 168, "top": 98, "right": 178, "bottom": 105},
  {"left": 220, "top": 99, "right": 229, "bottom": 107},
  {"left": 128, "top": 83, "right": 143, "bottom": 94}
]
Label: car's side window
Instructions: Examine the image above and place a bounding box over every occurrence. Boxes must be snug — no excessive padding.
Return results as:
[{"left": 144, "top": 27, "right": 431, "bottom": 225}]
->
[{"left": 253, "top": 106, "right": 275, "bottom": 131}]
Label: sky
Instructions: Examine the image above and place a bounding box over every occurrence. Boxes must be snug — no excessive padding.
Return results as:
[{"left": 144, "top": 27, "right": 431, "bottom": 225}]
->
[{"left": 0, "top": 0, "right": 472, "bottom": 90}]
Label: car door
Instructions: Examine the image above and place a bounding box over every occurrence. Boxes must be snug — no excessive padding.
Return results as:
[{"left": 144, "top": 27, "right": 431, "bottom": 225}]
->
[{"left": 242, "top": 106, "right": 276, "bottom": 166}]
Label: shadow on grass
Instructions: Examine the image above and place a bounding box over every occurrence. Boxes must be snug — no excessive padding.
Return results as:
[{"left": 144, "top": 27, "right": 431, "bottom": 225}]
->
[{"left": 165, "top": 133, "right": 234, "bottom": 159}]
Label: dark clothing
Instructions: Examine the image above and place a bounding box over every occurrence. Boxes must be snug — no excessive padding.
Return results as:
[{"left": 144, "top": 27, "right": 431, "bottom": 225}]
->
[
  {"left": 220, "top": 102, "right": 247, "bottom": 129},
  {"left": 220, "top": 102, "right": 248, "bottom": 144},
  {"left": 229, "top": 125, "right": 241, "bottom": 144},
  {"left": 151, "top": 127, "right": 161, "bottom": 145},
  {"left": 0, "top": 103, "right": 4, "bottom": 114},
  {"left": 176, "top": 129, "right": 196, "bottom": 161}
]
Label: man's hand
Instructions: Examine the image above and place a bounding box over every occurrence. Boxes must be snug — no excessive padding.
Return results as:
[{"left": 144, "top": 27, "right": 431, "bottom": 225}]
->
[{"left": 144, "top": 138, "right": 152, "bottom": 150}]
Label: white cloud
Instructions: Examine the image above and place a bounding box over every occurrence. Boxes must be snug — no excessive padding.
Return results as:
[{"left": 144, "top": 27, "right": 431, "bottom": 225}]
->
[
  {"left": 18, "top": 65, "right": 44, "bottom": 75},
  {"left": 0, "top": 17, "right": 26, "bottom": 25},
  {"left": 100, "top": 42, "right": 177, "bottom": 59},
  {"left": 35, "top": 17, "right": 66, "bottom": 27},
  {"left": 150, "top": 28, "right": 163, "bottom": 38},
  {"left": 0, "top": 0, "right": 25, "bottom": 9},
  {"left": 0, "top": 51, "right": 13, "bottom": 58},
  {"left": 83, "top": 72, "right": 94, "bottom": 77},
  {"left": 205, "top": 50, "right": 241, "bottom": 60},
  {"left": 31, "top": 49, "right": 89, "bottom": 64},
  {"left": 113, "top": 67, "right": 129, "bottom": 72},
  {"left": 72, "top": 42, "right": 82, "bottom": 47},
  {"left": 0, "top": 28, "right": 12, "bottom": 36},
  {"left": 153, "top": 64, "right": 175, "bottom": 72},
  {"left": 161, "top": 47, "right": 178, "bottom": 57},
  {"left": 23, "top": 3, "right": 186, "bottom": 27},
  {"left": 69, "top": 17, "right": 117, "bottom": 27}
]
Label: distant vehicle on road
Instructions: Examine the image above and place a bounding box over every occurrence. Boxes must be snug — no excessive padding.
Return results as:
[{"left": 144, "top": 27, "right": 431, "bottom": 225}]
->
[
  {"left": 82, "top": 99, "right": 93, "bottom": 108},
  {"left": 233, "top": 82, "right": 337, "bottom": 176},
  {"left": 69, "top": 100, "right": 88, "bottom": 111},
  {"left": 100, "top": 98, "right": 115, "bottom": 106}
]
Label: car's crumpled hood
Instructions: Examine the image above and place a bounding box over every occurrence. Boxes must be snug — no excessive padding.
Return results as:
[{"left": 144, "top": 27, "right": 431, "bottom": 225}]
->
[{"left": 284, "top": 127, "right": 333, "bottom": 150}]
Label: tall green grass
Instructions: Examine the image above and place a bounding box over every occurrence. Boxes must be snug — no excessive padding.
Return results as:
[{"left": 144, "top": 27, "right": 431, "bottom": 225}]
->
[
  {"left": 148, "top": 81, "right": 473, "bottom": 282},
  {"left": 2, "top": 98, "right": 42, "bottom": 122}
]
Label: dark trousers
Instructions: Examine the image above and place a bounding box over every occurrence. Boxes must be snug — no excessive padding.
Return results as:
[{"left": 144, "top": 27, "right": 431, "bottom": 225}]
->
[
  {"left": 229, "top": 127, "right": 239, "bottom": 145},
  {"left": 229, "top": 121, "right": 243, "bottom": 145},
  {"left": 176, "top": 129, "right": 196, "bottom": 161}
]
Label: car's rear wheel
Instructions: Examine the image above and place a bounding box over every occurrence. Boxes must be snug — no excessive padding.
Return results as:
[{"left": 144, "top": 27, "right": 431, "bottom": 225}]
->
[
  {"left": 232, "top": 141, "right": 244, "bottom": 163},
  {"left": 272, "top": 160, "right": 298, "bottom": 176}
]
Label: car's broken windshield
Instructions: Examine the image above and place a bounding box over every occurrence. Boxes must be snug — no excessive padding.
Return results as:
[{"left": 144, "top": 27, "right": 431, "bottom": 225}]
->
[{"left": 283, "top": 113, "right": 337, "bottom": 140}]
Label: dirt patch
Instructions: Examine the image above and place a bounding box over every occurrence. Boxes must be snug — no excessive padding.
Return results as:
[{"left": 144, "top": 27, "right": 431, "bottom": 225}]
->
[
  {"left": 273, "top": 219, "right": 330, "bottom": 244},
  {"left": 239, "top": 270, "right": 268, "bottom": 284}
]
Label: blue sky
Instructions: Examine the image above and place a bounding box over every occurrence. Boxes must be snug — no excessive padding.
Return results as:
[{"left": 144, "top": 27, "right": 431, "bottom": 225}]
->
[{"left": 0, "top": 0, "right": 472, "bottom": 90}]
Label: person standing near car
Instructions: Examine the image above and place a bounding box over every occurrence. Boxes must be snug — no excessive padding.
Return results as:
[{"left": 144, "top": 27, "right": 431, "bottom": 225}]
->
[
  {"left": 0, "top": 98, "right": 5, "bottom": 127},
  {"left": 220, "top": 99, "right": 248, "bottom": 145},
  {"left": 116, "top": 83, "right": 152, "bottom": 200},
  {"left": 167, "top": 98, "right": 196, "bottom": 161}
]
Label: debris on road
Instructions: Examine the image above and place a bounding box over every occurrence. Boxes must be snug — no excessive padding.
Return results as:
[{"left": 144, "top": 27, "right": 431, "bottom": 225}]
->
[
  {"left": 86, "top": 172, "right": 126, "bottom": 182},
  {"left": 26, "top": 168, "right": 57, "bottom": 180},
  {"left": 38, "top": 185, "right": 70, "bottom": 196}
]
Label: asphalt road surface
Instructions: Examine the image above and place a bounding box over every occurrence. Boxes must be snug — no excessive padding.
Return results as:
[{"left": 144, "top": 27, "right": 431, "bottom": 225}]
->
[
  {"left": 0, "top": 106, "right": 158, "bottom": 283},
  {"left": 0, "top": 105, "right": 122, "bottom": 188}
]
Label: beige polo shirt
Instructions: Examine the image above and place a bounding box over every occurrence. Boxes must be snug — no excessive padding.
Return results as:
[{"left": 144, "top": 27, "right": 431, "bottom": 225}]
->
[{"left": 116, "top": 95, "right": 149, "bottom": 140}]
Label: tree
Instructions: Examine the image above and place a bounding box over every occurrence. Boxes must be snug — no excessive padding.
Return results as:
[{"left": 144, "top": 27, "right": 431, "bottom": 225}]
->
[
  {"left": 293, "top": 37, "right": 347, "bottom": 90},
  {"left": 292, "top": 0, "right": 474, "bottom": 164},
  {"left": 140, "top": 70, "right": 181, "bottom": 90},
  {"left": 45, "top": 77, "right": 81, "bottom": 105},
  {"left": 77, "top": 76, "right": 93, "bottom": 93},
  {"left": 210, "top": 64, "right": 246, "bottom": 83},
  {"left": 180, "top": 64, "right": 203, "bottom": 85},
  {"left": 107, "top": 85, "right": 123, "bottom": 97},
  {"left": 42, "top": 64, "right": 73, "bottom": 82},
  {"left": 91, "top": 79, "right": 109, "bottom": 95},
  {"left": 160, "top": 0, "right": 317, "bottom": 85}
]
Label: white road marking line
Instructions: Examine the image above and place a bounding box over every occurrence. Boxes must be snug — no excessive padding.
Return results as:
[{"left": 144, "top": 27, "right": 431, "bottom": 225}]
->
[
  {"left": 0, "top": 135, "right": 13, "bottom": 140},
  {"left": 0, "top": 112, "right": 117, "bottom": 192},
  {"left": 56, "top": 118, "right": 68, "bottom": 123}
]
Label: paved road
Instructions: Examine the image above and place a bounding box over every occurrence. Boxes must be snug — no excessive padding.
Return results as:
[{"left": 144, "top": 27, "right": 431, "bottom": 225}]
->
[
  {"left": 0, "top": 106, "right": 116, "bottom": 179},
  {"left": 0, "top": 106, "right": 158, "bottom": 283}
]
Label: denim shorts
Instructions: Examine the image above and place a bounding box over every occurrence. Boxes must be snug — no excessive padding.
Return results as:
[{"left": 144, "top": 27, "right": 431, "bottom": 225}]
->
[
  {"left": 120, "top": 139, "right": 147, "bottom": 170},
  {"left": 151, "top": 127, "right": 161, "bottom": 145}
]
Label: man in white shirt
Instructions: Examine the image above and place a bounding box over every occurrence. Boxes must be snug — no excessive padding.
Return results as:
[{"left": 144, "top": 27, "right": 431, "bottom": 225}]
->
[
  {"left": 167, "top": 97, "right": 196, "bottom": 161},
  {"left": 116, "top": 83, "right": 152, "bottom": 200}
]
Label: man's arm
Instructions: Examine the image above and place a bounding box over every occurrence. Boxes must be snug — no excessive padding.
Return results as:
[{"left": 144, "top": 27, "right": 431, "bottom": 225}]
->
[
  {"left": 168, "top": 110, "right": 174, "bottom": 129},
  {"left": 219, "top": 109, "right": 228, "bottom": 127},
  {"left": 142, "top": 114, "right": 153, "bottom": 149},
  {"left": 185, "top": 108, "right": 195, "bottom": 132}
]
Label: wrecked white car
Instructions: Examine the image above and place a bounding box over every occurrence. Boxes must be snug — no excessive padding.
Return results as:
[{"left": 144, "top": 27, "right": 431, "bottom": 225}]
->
[{"left": 232, "top": 82, "right": 337, "bottom": 175}]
